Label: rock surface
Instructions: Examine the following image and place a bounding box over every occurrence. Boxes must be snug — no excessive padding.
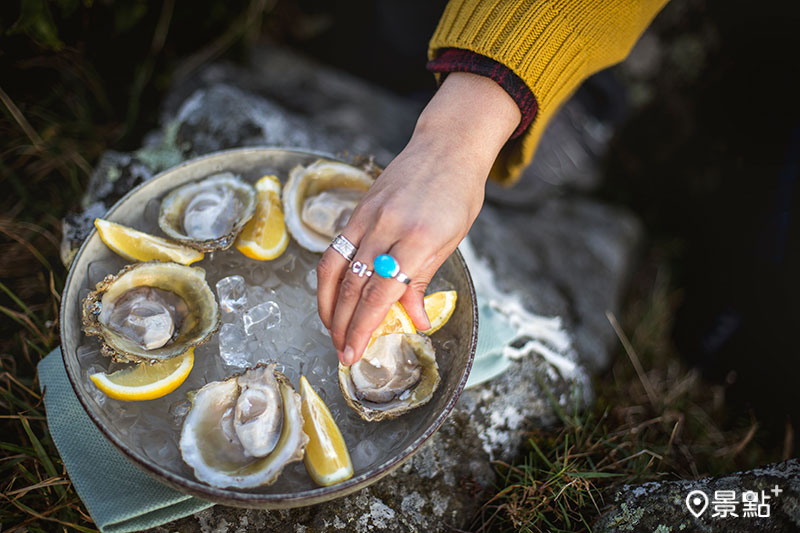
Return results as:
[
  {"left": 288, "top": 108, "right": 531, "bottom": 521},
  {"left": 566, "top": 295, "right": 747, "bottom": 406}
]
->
[
  {"left": 595, "top": 459, "right": 800, "bottom": 533},
  {"left": 62, "top": 44, "right": 642, "bottom": 531}
]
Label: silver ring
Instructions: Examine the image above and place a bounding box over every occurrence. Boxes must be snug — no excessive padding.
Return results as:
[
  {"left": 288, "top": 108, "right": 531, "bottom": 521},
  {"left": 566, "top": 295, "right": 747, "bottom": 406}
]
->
[
  {"left": 350, "top": 260, "right": 373, "bottom": 278},
  {"left": 373, "top": 253, "right": 411, "bottom": 285},
  {"left": 330, "top": 234, "right": 357, "bottom": 262}
]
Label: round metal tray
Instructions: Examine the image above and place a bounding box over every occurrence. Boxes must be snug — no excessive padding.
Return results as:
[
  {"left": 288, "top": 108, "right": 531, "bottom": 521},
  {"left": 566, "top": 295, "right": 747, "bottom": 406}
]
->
[{"left": 59, "top": 147, "right": 477, "bottom": 508}]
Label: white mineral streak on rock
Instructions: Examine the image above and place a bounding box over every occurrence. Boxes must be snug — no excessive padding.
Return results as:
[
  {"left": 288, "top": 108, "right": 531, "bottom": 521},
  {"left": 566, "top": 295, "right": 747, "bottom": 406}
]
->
[{"left": 458, "top": 237, "right": 579, "bottom": 379}]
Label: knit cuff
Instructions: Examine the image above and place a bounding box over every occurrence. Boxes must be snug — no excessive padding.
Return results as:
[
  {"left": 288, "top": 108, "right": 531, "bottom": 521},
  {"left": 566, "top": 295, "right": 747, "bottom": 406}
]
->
[{"left": 427, "top": 48, "right": 538, "bottom": 139}]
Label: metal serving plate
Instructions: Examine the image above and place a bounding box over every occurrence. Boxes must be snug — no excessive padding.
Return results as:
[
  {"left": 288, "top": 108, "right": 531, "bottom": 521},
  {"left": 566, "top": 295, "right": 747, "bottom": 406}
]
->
[{"left": 59, "top": 147, "right": 477, "bottom": 508}]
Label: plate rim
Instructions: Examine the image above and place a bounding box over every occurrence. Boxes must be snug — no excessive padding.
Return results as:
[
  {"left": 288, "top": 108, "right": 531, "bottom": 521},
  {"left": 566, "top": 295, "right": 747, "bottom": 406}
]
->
[{"left": 59, "top": 146, "right": 478, "bottom": 507}]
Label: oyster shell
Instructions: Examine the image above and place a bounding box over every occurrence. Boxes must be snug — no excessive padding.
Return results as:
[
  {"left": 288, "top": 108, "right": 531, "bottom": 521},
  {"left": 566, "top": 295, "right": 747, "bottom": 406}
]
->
[
  {"left": 158, "top": 172, "right": 257, "bottom": 251},
  {"left": 179, "top": 363, "right": 308, "bottom": 489},
  {"left": 81, "top": 261, "right": 220, "bottom": 363},
  {"left": 338, "top": 333, "right": 440, "bottom": 422},
  {"left": 283, "top": 160, "right": 374, "bottom": 252}
]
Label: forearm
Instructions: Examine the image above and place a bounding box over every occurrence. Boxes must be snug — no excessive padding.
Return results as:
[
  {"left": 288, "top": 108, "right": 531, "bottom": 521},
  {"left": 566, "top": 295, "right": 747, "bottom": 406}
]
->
[
  {"left": 409, "top": 72, "right": 520, "bottom": 189},
  {"left": 429, "top": 0, "right": 670, "bottom": 184}
]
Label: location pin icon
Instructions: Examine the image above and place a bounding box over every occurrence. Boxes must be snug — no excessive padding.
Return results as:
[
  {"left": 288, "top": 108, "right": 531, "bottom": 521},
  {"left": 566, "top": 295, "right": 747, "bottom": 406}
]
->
[{"left": 686, "top": 490, "right": 709, "bottom": 518}]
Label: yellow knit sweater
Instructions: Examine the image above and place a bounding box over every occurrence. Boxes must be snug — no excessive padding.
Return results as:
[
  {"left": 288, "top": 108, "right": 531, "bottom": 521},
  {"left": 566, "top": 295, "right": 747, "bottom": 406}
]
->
[{"left": 428, "top": 0, "right": 669, "bottom": 185}]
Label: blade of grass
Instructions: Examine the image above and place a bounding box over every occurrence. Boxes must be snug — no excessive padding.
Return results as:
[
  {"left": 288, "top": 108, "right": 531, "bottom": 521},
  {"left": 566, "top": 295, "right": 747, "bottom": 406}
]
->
[{"left": 18, "top": 418, "right": 64, "bottom": 499}]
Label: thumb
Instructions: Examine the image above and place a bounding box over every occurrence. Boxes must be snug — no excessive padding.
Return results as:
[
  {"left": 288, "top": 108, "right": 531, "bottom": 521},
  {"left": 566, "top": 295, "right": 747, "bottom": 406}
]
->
[{"left": 400, "top": 280, "right": 430, "bottom": 332}]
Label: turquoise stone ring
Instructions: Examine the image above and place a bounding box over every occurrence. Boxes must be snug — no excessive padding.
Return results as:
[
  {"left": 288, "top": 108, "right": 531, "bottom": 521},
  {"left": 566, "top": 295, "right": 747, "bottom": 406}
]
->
[
  {"left": 374, "top": 254, "right": 399, "bottom": 278},
  {"left": 374, "top": 254, "right": 411, "bottom": 284}
]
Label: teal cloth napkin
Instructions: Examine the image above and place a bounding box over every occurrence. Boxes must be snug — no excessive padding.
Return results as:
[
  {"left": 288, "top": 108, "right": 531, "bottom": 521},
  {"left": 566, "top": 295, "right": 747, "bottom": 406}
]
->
[
  {"left": 467, "top": 300, "right": 517, "bottom": 388},
  {"left": 37, "top": 351, "right": 214, "bottom": 533},
  {"left": 37, "top": 296, "right": 517, "bottom": 532}
]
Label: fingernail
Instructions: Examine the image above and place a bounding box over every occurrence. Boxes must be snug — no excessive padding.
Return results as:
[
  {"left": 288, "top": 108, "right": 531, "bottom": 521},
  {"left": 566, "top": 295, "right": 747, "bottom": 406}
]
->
[
  {"left": 343, "top": 346, "right": 354, "bottom": 366},
  {"left": 337, "top": 350, "right": 344, "bottom": 364}
]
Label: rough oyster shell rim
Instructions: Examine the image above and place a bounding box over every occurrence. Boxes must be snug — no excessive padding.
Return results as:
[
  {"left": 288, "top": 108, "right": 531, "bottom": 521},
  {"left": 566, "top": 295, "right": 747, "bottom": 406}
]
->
[
  {"left": 158, "top": 172, "right": 258, "bottom": 252},
  {"left": 81, "top": 260, "right": 221, "bottom": 364},
  {"left": 282, "top": 159, "right": 375, "bottom": 253},
  {"left": 338, "top": 333, "right": 441, "bottom": 422},
  {"left": 179, "top": 363, "right": 309, "bottom": 489}
]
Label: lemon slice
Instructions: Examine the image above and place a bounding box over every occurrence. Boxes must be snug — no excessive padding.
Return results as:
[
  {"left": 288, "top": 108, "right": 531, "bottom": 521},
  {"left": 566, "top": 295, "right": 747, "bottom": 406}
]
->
[
  {"left": 368, "top": 301, "right": 415, "bottom": 347},
  {"left": 421, "top": 290, "right": 457, "bottom": 335},
  {"left": 235, "top": 175, "right": 289, "bottom": 260},
  {"left": 300, "top": 375, "right": 353, "bottom": 486},
  {"left": 89, "top": 349, "right": 194, "bottom": 401},
  {"left": 94, "top": 218, "right": 204, "bottom": 265}
]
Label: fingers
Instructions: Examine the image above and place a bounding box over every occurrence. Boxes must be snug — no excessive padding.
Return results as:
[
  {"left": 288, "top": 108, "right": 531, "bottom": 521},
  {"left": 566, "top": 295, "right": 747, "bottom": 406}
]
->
[
  {"left": 398, "top": 255, "right": 440, "bottom": 331},
  {"left": 399, "top": 279, "right": 431, "bottom": 332},
  {"left": 329, "top": 232, "right": 394, "bottom": 355},
  {"left": 342, "top": 241, "right": 430, "bottom": 365},
  {"left": 317, "top": 231, "right": 361, "bottom": 329}
]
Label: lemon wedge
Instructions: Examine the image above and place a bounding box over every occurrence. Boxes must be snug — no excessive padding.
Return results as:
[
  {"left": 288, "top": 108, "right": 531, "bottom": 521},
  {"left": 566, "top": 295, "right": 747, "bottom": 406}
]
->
[
  {"left": 89, "top": 348, "right": 194, "bottom": 401},
  {"left": 235, "top": 175, "right": 289, "bottom": 260},
  {"left": 421, "top": 290, "right": 457, "bottom": 335},
  {"left": 368, "top": 301, "right": 415, "bottom": 347},
  {"left": 94, "top": 218, "right": 204, "bottom": 265},
  {"left": 300, "top": 375, "right": 353, "bottom": 486}
]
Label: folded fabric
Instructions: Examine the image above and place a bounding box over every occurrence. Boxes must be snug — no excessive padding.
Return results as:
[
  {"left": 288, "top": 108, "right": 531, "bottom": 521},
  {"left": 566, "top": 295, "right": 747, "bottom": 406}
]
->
[
  {"left": 460, "top": 238, "right": 580, "bottom": 387},
  {"left": 38, "top": 239, "right": 574, "bottom": 531},
  {"left": 37, "top": 351, "right": 213, "bottom": 533}
]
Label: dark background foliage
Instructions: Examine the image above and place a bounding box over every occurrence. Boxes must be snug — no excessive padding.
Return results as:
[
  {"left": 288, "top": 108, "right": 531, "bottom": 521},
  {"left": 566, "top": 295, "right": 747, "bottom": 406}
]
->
[{"left": 1, "top": 0, "right": 798, "bottom": 531}]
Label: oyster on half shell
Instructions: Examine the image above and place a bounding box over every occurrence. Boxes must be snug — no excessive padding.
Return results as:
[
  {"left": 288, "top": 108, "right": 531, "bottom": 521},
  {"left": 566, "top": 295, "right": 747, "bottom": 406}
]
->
[
  {"left": 81, "top": 261, "right": 220, "bottom": 363},
  {"left": 179, "top": 363, "right": 308, "bottom": 489},
  {"left": 283, "top": 160, "right": 374, "bottom": 252},
  {"left": 339, "top": 333, "right": 440, "bottom": 422},
  {"left": 158, "top": 172, "right": 257, "bottom": 252}
]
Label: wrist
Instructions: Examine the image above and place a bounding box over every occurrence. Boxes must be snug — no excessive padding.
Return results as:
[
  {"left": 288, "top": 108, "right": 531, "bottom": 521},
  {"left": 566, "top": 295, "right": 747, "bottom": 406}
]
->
[{"left": 412, "top": 72, "right": 521, "bottom": 174}]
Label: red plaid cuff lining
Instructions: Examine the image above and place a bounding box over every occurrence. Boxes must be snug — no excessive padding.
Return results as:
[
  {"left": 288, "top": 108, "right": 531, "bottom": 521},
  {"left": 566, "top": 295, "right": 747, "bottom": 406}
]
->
[{"left": 427, "top": 48, "right": 538, "bottom": 139}]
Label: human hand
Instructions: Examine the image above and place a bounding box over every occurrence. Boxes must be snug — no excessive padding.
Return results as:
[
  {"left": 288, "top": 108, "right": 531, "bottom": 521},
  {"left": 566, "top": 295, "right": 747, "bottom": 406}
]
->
[{"left": 316, "top": 72, "right": 521, "bottom": 366}]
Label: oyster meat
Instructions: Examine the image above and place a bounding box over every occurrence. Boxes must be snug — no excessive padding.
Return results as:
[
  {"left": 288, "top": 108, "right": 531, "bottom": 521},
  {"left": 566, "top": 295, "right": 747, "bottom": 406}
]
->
[
  {"left": 339, "top": 333, "right": 440, "bottom": 422},
  {"left": 283, "top": 160, "right": 374, "bottom": 252},
  {"left": 179, "top": 363, "right": 308, "bottom": 489},
  {"left": 158, "top": 172, "right": 257, "bottom": 251},
  {"left": 81, "top": 261, "right": 220, "bottom": 363}
]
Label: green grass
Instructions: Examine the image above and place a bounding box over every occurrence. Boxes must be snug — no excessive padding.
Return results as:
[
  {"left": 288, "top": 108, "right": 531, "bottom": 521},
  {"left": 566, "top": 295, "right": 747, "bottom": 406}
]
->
[
  {"left": 1, "top": 2, "right": 278, "bottom": 529},
  {"left": 476, "top": 262, "right": 784, "bottom": 532},
  {"left": 0, "top": 1, "right": 788, "bottom": 531}
]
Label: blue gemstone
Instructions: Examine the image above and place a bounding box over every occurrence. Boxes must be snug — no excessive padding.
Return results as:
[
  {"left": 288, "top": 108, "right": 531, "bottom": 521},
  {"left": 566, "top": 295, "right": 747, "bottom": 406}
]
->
[{"left": 374, "top": 254, "right": 399, "bottom": 278}]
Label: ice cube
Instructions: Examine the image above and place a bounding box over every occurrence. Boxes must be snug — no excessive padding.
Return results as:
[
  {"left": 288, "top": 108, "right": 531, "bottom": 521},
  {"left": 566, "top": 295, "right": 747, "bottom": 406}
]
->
[
  {"left": 352, "top": 439, "right": 381, "bottom": 468},
  {"left": 142, "top": 198, "right": 161, "bottom": 234},
  {"left": 216, "top": 275, "right": 247, "bottom": 313},
  {"left": 169, "top": 399, "right": 192, "bottom": 428},
  {"left": 246, "top": 285, "right": 276, "bottom": 305},
  {"left": 142, "top": 429, "right": 178, "bottom": 467},
  {"left": 305, "top": 268, "right": 318, "bottom": 292},
  {"left": 246, "top": 260, "right": 272, "bottom": 285},
  {"left": 218, "top": 323, "right": 249, "bottom": 367},
  {"left": 274, "top": 252, "right": 296, "bottom": 273},
  {"left": 88, "top": 259, "right": 122, "bottom": 287},
  {"left": 77, "top": 342, "right": 101, "bottom": 365},
  {"left": 243, "top": 301, "right": 281, "bottom": 335}
]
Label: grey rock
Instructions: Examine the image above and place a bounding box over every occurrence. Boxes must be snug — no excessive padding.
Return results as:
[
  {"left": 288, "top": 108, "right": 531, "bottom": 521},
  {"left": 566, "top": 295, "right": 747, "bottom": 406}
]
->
[
  {"left": 171, "top": 83, "right": 337, "bottom": 157},
  {"left": 62, "top": 42, "right": 643, "bottom": 531},
  {"left": 469, "top": 200, "right": 642, "bottom": 371},
  {"left": 148, "top": 353, "right": 588, "bottom": 533},
  {"left": 485, "top": 99, "right": 614, "bottom": 208},
  {"left": 162, "top": 44, "right": 423, "bottom": 166},
  {"left": 595, "top": 459, "right": 800, "bottom": 532}
]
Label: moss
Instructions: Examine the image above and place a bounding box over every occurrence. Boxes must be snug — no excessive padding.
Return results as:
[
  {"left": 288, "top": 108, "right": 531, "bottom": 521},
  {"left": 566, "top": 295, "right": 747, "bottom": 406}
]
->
[
  {"left": 608, "top": 503, "right": 646, "bottom": 531},
  {"left": 134, "top": 122, "right": 185, "bottom": 173}
]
